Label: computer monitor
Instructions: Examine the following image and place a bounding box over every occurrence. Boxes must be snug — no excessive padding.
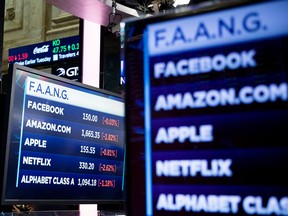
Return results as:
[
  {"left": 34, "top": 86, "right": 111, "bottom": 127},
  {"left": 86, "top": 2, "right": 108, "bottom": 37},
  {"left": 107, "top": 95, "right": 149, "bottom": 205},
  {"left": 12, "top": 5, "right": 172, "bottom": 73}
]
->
[
  {"left": 2, "top": 64, "right": 126, "bottom": 205},
  {"left": 122, "top": 0, "right": 288, "bottom": 215}
]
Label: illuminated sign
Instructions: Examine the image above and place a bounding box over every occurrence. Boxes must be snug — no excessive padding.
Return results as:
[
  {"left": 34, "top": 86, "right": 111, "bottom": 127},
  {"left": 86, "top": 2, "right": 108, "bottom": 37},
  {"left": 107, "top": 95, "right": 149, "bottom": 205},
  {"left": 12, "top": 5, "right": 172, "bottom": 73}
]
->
[
  {"left": 2, "top": 64, "right": 125, "bottom": 204},
  {"left": 8, "top": 35, "right": 79, "bottom": 66},
  {"left": 52, "top": 63, "right": 81, "bottom": 82},
  {"left": 124, "top": 0, "right": 288, "bottom": 215}
]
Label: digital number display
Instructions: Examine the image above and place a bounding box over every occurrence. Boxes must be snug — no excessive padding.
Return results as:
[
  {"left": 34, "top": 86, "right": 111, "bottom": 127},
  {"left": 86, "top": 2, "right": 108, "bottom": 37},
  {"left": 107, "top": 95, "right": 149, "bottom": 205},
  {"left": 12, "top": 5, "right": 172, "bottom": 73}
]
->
[
  {"left": 2, "top": 64, "right": 125, "bottom": 204},
  {"left": 8, "top": 35, "right": 79, "bottom": 66},
  {"left": 52, "top": 38, "right": 79, "bottom": 54},
  {"left": 8, "top": 52, "right": 29, "bottom": 62}
]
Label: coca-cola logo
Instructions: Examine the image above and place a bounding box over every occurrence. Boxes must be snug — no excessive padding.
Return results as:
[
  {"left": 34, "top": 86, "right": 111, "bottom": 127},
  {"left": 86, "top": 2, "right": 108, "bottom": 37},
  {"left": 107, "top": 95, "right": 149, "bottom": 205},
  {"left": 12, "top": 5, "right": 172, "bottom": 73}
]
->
[{"left": 33, "top": 45, "right": 49, "bottom": 54}]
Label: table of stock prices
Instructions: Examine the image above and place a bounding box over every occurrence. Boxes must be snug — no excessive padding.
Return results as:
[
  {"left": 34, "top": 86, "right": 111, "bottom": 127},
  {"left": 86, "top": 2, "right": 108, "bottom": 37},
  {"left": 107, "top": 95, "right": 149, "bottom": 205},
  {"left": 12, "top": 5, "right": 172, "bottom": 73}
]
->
[{"left": 4, "top": 69, "right": 125, "bottom": 201}]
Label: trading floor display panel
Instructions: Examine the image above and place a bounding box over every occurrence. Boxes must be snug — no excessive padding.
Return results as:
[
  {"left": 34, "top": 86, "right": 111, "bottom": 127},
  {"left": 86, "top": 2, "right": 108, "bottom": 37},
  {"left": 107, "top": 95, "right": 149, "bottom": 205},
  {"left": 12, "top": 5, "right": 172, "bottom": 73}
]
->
[
  {"left": 123, "top": 0, "right": 288, "bottom": 215},
  {"left": 8, "top": 35, "right": 81, "bottom": 82},
  {"left": 2, "top": 64, "right": 126, "bottom": 204}
]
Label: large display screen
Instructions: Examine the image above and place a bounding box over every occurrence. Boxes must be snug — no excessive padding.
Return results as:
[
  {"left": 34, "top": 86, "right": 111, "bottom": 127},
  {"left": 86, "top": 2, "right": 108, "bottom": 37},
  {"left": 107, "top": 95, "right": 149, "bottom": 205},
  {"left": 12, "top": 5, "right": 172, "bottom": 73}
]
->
[
  {"left": 2, "top": 64, "right": 126, "bottom": 204},
  {"left": 123, "top": 0, "right": 288, "bottom": 215}
]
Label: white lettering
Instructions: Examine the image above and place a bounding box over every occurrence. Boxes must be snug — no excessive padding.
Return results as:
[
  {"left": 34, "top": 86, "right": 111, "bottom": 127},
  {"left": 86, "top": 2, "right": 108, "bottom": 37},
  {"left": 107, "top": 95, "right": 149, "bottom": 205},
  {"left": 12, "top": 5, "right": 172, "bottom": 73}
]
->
[
  {"left": 243, "top": 196, "right": 288, "bottom": 215},
  {"left": 26, "top": 119, "right": 71, "bottom": 134},
  {"left": 155, "top": 125, "right": 213, "bottom": 143},
  {"left": 23, "top": 156, "right": 51, "bottom": 166},
  {"left": 27, "top": 100, "right": 64, "bottom": 115},
  {"left": 154, "top": 50, "right": 256, "bottom": 78},
  {"left": 24, "top": 138, "right": 47, "bottom": 148},
  {"left": 21, "top": 175, "right": 52, "bottom": 184},
  {"left": 156, "top": 193, "right": 241, "bottom": 213},
  {"left": 156, "top": 159, "right": 232, "bottom": 177},
  {"left": 33, "top": 45, "right": 49, "bottom": 54},
  {"left": 154, "top": 83, "right": 287, "bottom": 111}
]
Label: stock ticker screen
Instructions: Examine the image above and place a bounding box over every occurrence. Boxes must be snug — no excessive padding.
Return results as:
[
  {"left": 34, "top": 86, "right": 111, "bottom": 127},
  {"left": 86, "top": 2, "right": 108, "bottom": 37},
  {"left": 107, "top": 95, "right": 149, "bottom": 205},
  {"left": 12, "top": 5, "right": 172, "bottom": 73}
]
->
[
  {"left": 123, "top": 0, "right": 288, "bottom": 215},
  {"left": 2, "top": 64, "right": 126, "bottom": 204},
  {"left": 8, "top": 35, "right": 81, "bottom": 82},
  {"left": 8, "top": 36, "right": 79, "bottom": 66}
]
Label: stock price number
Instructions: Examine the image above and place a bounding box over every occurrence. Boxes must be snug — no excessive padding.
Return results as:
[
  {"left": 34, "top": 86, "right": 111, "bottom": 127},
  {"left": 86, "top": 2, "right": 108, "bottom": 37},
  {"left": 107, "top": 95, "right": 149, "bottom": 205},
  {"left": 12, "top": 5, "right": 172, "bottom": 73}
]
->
[
  {"left": 79, "top": 162, "right": 95, "bottom": 170},
  {"left": 102, "top": 117, "right": 120, "bottom": 127},
  {"left": 52, "top": 44, "right": 79, "bottom": 53},
  {"left": 8, "top": 52, "right": 29, "bottom": 62},
  {"left": 83, "top": 113, "right": 98, "bottom": 123},
  {"left": 101, "top": 132, "right": 118, "bottom": 142},
  {"left": 100, "top": 148, "right": 118, "bottom": 157},
  {"left": 98, "top": 179, "right": 116, "bottom": 188},
  {"left": 80, "top": 145, "right": 96, "bottom": 154},
  {"left": 99, "top": 163, "right": 117, "bottom": 172},
  {"left": 78, "top": 178, "right": 97, "bottom": 187},
  {"left": 52, "top": 39, "right": 79, "bottom": 53},
  {"left": 81, "top": 129, "right": 100, "bottom": 139}
]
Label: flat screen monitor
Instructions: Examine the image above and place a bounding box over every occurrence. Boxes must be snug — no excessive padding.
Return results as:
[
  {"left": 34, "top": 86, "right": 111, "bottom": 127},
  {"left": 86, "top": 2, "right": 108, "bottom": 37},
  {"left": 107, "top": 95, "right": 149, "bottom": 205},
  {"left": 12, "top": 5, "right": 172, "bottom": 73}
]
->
[
  {"left": 122, "top": 0, "right": 288, "bottom": 215},
  {"left": 2, "top": 64, "right": 126, "bottom": 205}
]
